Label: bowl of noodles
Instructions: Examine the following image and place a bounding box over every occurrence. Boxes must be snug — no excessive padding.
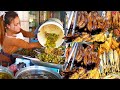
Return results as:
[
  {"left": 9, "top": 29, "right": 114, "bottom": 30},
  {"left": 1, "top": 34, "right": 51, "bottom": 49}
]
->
[{"left": 37, "top": 18, "right": 65, "bottom": 48}]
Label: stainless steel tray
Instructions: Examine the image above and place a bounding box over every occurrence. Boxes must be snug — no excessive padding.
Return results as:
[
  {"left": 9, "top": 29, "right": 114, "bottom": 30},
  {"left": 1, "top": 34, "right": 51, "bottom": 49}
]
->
[
  {"left": 12, "top": 53, "right": 64, "bottom": 71},
  {"left": 21, "top": 56, "right": 64, "bottom": 71}
]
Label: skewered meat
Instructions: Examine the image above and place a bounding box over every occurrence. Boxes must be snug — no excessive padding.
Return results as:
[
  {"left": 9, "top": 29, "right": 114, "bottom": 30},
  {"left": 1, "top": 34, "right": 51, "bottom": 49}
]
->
[
  {"left": 87, "top": 12, "right": 93, "bottom": 31},
  {"left": 87, "top": 67, "right": 100, "bottom": 79},
  {"left": 111, "top": 37, "right": 119, "bottom": 49},
  {"left": 78, "top": 13, "right": 85, "bottom": 28},
  {"left": 118, "top": 11, "right": 120, "bottom": 27},
  {"left": 102, "top": 74, "right": 120, "bottom": 79},
  {"left": 89, "top": 32, "right": 107, "bottom": 42},
  {"left": 98, "top": 32, "right": 119, "bottom": 56},
  {"left": 92, "top": 12, "right": 99, "bottom": 30},
  {"left": 63, "top": 33, "right": 80, "bottom": 42},
  {"left": 113, "top": 28, "right": 120, "bottom": 37},
  {"left": 69, "top": 67, "right": 86, "bottom": 79},
  {"left": 97, "top": 16, "right": 104, "bottom": 29},
  {"left": 113, "top": 50, "right": 119, "bottom": 72},
  {"left": 65, "top": 43, "right": 100, "bottom": 69},
  {"left": 104, "top": 11, "right": 112, "bottom": 30},
  {"left": 99, "top": 54, "right": 104, "bottom": 74},
  {"left": 115, "top": 11, "right": 119, "bottom": 28},
  {"left": 77, "top": 11, "right": 88, "bottom": 29},
  {"left": 73, "top": 37, "right": 83, "bottom": 42},
  {"left": 87, "top": 11, "right": 104, "bottom": 31},
  {"left": 69, "top": 67, "right": 100, "bottom": 79},
  {"left": 75, "top": 44, "right": 84, "bottom": 62},
  {"left": 105, "top": 11, "right": 112, "bottom": 20},
  {"left": 112, "top": 11, "right": 119, "bottom": 28},
  {"left": 73, "top": 32, "right": 91, "bottom": 42},
  {"left": 83, "top": 45, "right": 100, "bottom": 67},
  {"left": 99, "top": 47, "right": 120, "bottom": 76},
  {"left": 65, "top": 47, "right": 72, "bottom": 61},
  {"left": 64, "top": 11, "right": 120, "bottom": 79},
  {"left": 99, "top": 32, "right": 112, "bottom": 53}
]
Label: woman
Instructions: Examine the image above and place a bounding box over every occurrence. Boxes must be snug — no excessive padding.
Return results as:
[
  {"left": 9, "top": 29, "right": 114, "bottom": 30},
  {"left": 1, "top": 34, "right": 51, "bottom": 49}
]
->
[{"left": 0, "top": 11, "right": 42, "bottom": 66}]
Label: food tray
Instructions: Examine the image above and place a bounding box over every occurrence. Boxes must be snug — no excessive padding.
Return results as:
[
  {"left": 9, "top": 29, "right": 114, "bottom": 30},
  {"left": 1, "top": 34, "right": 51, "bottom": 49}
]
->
[{"left": 20, "top": 56, "right": 64, "bottom": 71}]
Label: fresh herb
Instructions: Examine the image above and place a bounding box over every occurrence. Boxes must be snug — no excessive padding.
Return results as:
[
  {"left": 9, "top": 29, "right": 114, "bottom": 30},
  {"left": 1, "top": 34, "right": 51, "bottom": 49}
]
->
[{"left": 45, "top": 32, "right": 59, "bottom": 48}]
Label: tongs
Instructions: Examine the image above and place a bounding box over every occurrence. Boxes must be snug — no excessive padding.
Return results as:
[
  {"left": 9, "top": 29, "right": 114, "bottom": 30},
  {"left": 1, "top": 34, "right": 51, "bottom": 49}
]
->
[
  {"left": 65, "top": 11, "right": 74, "bottom": 36},
  {"left": 63, "top": 42, "right": 78, "bottom": 71},
  {"left": 64, "top": 11, "right": 78, "bottom": 55},
  {"left": 65, "top": 11, "right": 78, "bottom": 37}
]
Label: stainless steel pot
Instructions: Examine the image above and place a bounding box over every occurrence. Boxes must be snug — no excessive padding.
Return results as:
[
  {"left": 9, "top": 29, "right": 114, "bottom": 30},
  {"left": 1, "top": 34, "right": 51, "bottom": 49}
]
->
[
  {"left": 0, "top": 66, "right": 14, "bottom": 79},
  {"left": 15, "top": 66, "right": 62, "bottom": 79}
]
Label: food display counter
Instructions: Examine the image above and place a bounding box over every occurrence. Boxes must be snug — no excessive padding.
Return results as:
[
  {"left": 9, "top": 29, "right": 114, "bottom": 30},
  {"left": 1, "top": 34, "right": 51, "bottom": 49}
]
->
[{"left": 1, "top": 11, "right": 120, "bottom": 79}]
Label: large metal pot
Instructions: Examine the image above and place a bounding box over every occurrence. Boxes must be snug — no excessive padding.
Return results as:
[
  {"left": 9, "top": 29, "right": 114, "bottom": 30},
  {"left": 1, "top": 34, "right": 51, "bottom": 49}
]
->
[
  {"left": 15, "top": 66, "right": 62, "bottom": 79},
  {"left": 37, "top": 18, "right": 65, "bottom": 48},
  {"left": 0, "top": 66, "right": 14, "bottom": 79}
]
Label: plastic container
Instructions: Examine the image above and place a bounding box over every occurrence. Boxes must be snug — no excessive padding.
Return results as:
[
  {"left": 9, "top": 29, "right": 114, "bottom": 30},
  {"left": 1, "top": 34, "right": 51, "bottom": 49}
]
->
[{"left": 37, "top": 18, "right": 65, "bottom": 48}]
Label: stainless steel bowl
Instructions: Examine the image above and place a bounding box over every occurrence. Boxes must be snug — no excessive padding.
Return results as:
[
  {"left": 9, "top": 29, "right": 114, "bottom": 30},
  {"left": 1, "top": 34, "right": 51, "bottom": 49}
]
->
[
  {"left": 0, "top": 66, "right": 14, "bottom": 79},
  {"left": 15, "top": 66, "right": 62, "bottom": 79}
]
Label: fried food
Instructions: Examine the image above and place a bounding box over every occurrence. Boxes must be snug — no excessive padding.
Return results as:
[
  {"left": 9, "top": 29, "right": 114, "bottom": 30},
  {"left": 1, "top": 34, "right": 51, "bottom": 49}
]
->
[
  {"left": 113, "top": 50, "right": 119, "bottom": 72},
  {"left": 87, "top": 12, "right": 93, "bottom": 31},
  {"left": 73, "top": 32, "right": 91, "bottom": 42},
  {"left": 73, "top": 37, "right": 83, "bottom": 42},
  {"left": 66, "top": 43, "right": 100, "bottom": 69},
  {"left": 77, "top": 11, "right": 88, "bottom": 29},
  {"left": 112, "top": 11, "right": 119, "bottom": 28},
  {"left": 111, "top": 38, "right": 119, "bottom": 49},
  {"left": 69, "top": 67, "right": 86, "bottom": 79},
  {"left": 98, "top": 32, "right": 112, "bottom": 53},
  {"left": 113, "top": 28, "right": 120, "bottom": 36},
  {"left": 105, "top": 11, "right": 112, "bottom": 20},
  {"left": 69, "top": 67, "right": 100, "bottom": 79},
  {"left": 90, "top": 32, "right": 106, "bottom": 42},
  {"left": 75, "top": 44, "right": 84, "bottom": 62},
  {"left": 69, "top": 72, "right": 80, "bottom": 79},
  {"left": 87, "top": 68, "right": 100, "bottom": 79}
]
